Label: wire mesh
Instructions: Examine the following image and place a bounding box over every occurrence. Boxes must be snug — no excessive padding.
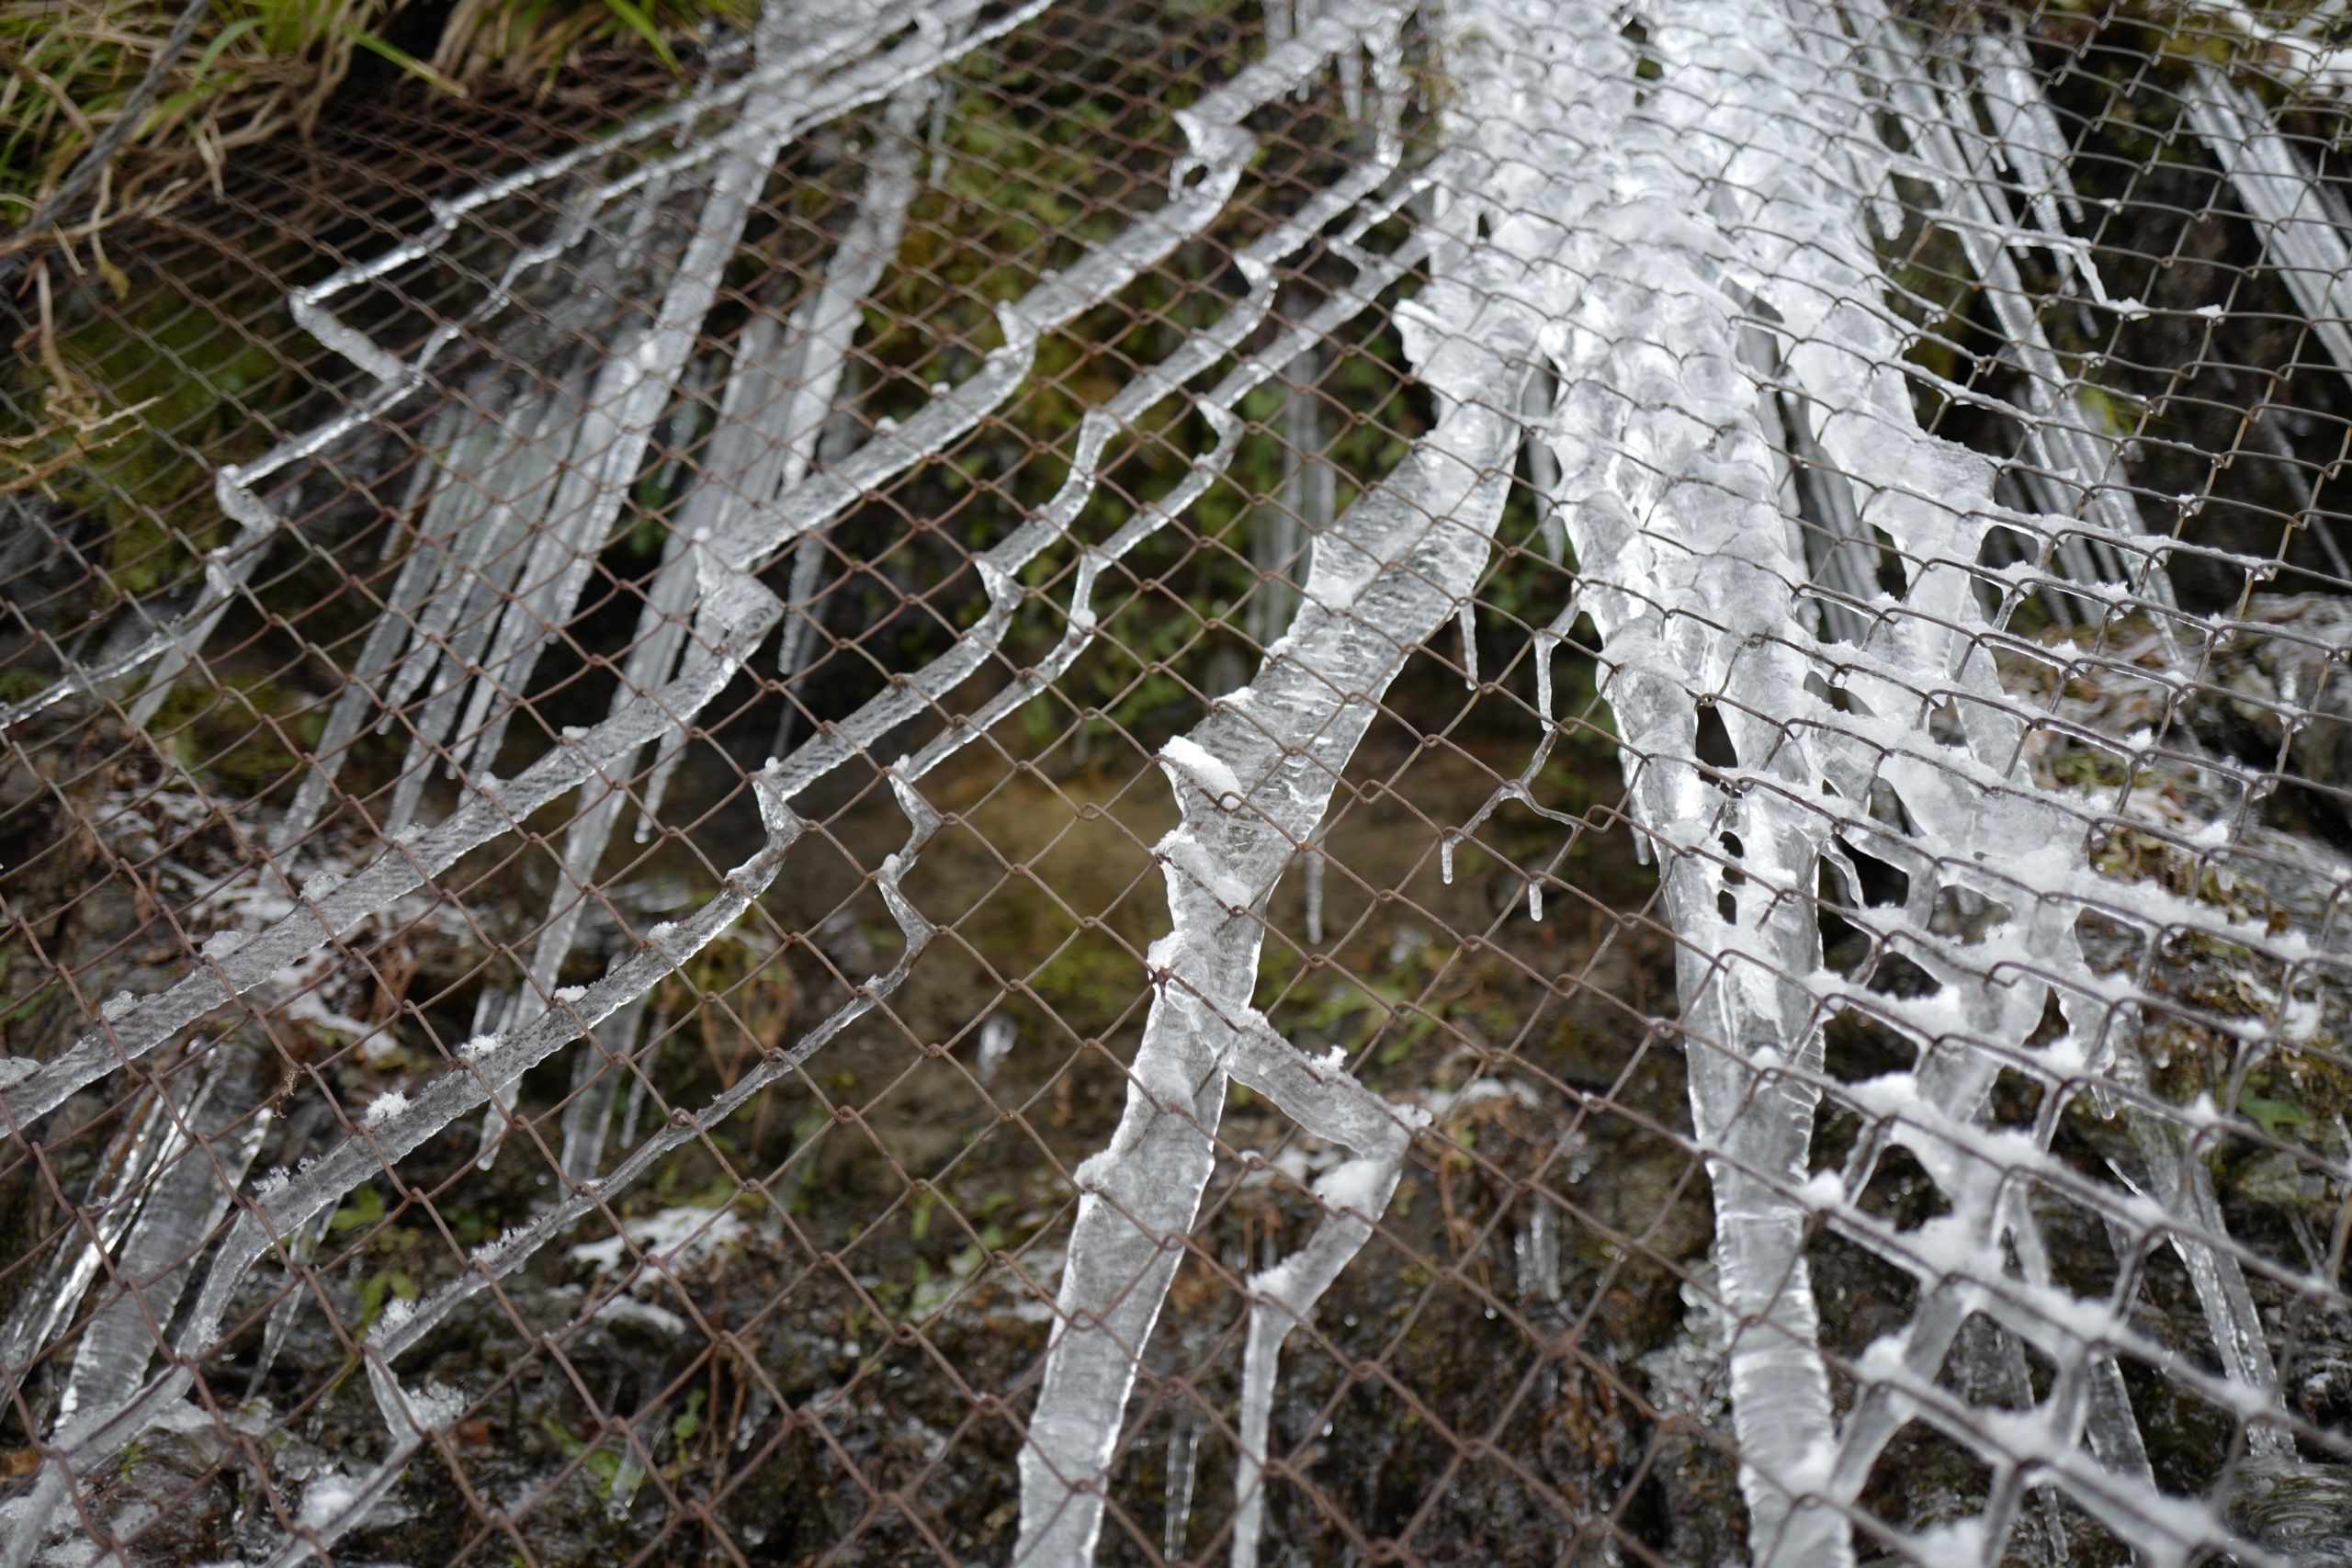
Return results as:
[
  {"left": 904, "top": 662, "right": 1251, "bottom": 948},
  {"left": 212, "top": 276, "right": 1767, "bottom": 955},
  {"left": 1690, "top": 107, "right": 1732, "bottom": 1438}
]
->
[{"left": 3, "top": 0, "right": 2351, "bottom": 1563}]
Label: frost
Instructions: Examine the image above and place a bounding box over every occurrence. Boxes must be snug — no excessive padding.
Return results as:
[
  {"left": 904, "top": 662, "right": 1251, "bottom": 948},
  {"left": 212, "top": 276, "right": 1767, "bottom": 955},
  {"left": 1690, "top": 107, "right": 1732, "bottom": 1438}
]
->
[
  {"left": 568, "top": 1207, "right": 749, "bottom": 1275},
  {"left": 405, "top": 1381, "right": 467, "bottom": 1432},
  {"left": 586, "top": 1294, "right": 692, "bottom": 1337},
  {"left": 362, "top": 1090, "right": 409, "bottom": 1126}
]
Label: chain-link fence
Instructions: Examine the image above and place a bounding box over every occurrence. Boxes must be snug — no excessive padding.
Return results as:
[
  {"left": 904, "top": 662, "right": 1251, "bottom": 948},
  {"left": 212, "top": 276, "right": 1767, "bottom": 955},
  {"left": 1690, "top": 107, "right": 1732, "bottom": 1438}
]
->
[{"left": 4, "top": 0, "right": 2351, "bottom": 1562}]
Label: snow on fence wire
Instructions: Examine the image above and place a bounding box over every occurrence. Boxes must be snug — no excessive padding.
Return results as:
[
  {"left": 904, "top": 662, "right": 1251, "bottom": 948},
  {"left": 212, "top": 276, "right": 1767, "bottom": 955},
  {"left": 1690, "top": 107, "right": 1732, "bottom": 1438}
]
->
[{"left": 2, "top": 0, "right": 2351, "bottom": 1562}]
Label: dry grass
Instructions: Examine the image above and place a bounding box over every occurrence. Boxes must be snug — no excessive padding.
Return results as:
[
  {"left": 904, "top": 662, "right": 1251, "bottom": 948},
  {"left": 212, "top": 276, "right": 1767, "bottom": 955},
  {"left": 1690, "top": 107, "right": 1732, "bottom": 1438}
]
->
[{"left": 0, "top": 0, "right": 751, "bottom": 251}]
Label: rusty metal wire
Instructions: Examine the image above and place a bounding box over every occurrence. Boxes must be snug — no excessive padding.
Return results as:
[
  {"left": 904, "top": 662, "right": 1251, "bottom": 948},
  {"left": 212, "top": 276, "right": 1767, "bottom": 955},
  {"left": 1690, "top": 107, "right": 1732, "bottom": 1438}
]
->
[{"left": 3, "top": 2, "right": 2351, "bottom": 1564}]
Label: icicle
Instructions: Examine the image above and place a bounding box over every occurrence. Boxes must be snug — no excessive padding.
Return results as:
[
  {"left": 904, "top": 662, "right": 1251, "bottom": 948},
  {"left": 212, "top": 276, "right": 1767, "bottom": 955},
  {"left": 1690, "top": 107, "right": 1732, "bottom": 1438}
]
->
[
  {"left": 268, "top": 407, "right": 457, "bottom": 852},
  {"left": 43, "top": 0, "right": 1020, "bottom": 744},
  {"left": 2119, "top": 1114, "right": 2294, "bottom": 1459},
  {"left": 1018, "top": 107, "right": 1502, "bottom": 1561},
  {"left": 560, "top": 997, "right": 647, "bottom": 1183},
  {"left": 1858, "top": 25, "right": 2170, "bottom": 615},
  {"left": 243, "top": 1205, "right": 333, "bottom": 1400},
  {"left": 1248, "top": 350, "right": 1320, "bottom": 652},
  {"left": 0, "top": 1089, "right": 177, "bottom": 1378},
  {"left": 1163, "top": 1411, "right": 1201, "bottom": 1562},
  {"left": 10, "top": 57, "right": 1435, "bottom": 1526},
  {"left": 975, "top": 1012, "right": 1016, "bottom": 1087},
  {"left": 445, "top": 34, "right": 815, "bottom": 793},
  {"left": 0, "top": 548, "right": 782, "bottom": 1140},
  {"left": 1304, "top": 845, "right": 1325, "bottom": 945},
  {"left": 1457, "top": 599, "right": 1478, "bottom": 688},
  {"left": 646, "top": 76, "right": 935, "bottom": 827},
  {"left": 5, "top": 1055, "right": 268, "bottom": 1568},
  {"left": 1516, "top": 1190, "right": 1562, "bottom": 1303},
  {"left": 378, "top": 366, "right": 611, "bottom": 840},
  {"left": 1971, "top": 34, "right": 2090, "bottom": 262},
  {"left": 2184, "top": 66, "right": 2352, "bottom": 383},
  {"left": 1520, "top": 372, "right": 1568, "bottom": 563}
]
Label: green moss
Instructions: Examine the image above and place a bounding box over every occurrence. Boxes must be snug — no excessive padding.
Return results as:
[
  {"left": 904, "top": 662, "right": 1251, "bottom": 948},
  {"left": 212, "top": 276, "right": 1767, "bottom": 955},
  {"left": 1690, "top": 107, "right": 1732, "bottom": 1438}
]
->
[
  {"left": 6, "top": 273, "right": 298, "bottom": 603},
  {"left": 144, "top": 670, "right": 321, "bottom": 797}
]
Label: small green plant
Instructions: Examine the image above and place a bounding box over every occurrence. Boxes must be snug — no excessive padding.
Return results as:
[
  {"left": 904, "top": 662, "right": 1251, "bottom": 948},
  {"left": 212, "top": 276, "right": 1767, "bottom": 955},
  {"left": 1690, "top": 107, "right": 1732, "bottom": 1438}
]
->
[
  {"left": 538, "top": 1415, "right": 628, "bottom": 1495},
  {"left": 668, "top": 1386, "right": 705, "bottom": 1445},
  {"left": 2238, "top": 1082, "right": 2313, "bottom": 1138}
]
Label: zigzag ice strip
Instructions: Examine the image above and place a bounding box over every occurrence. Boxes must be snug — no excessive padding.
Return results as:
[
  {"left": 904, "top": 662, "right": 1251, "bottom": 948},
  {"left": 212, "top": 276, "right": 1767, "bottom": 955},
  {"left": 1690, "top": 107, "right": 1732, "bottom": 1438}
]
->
[
  {"left": 10, "top": 127, "right": 1426, "bottom": 1568},
  {"left": 227, "top": 145, "right": 1421, "bottom": 1568},
  {"left": 0, "top": 644, "right": 801, "bottom": 1551},
  {"left": 480, "top": 74, "right": 941, "bottom": 1166},
  {"left": 0, "top": 3, "right": 1368, "bottom": 1126},
  {"left": 351, "top": 190, "right": 1425, "bottom": 1452},
  {"left": 0, "top": 557, "right": 782, "bottom": 1128},
  {"left": 35, "top": 0, "right": 1001, "bottom": 743}
]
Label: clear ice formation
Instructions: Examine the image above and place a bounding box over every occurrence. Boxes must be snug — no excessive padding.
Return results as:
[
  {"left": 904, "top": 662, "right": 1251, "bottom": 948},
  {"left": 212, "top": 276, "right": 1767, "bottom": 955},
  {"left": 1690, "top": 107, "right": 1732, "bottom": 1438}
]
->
[
  {"left": 2185, "top": 65, "right": 2352, "bottom": 383},
  {"left": 1, "top": 4, "right": 1430, "bottom": 1559},
  {"left": 8, "top": 1, "right": 2351, "bottom": 1564},
  {"left": 1386, "top": 0, "right": 2320, "bottom": 1563}
]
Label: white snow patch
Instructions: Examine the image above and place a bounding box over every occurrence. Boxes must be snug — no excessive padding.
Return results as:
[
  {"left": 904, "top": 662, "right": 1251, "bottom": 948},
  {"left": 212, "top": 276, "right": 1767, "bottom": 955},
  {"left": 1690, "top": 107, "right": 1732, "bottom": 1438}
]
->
[
  {"left": 297, "top": 1472, "right": 363, "bottom": 1530},
  {"left": 1159, "top": 736, "right": 1245, "bottom": 804},
  {"left": 587, "top": 1293, "right": 693, "bottom": 1337}
]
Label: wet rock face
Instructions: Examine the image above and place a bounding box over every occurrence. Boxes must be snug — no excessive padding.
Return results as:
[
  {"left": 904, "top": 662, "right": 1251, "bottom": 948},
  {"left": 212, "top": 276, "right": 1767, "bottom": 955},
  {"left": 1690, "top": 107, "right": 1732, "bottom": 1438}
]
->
[{"left": 2224, "top": 1451, "right": 2352, "bottom": 1562}]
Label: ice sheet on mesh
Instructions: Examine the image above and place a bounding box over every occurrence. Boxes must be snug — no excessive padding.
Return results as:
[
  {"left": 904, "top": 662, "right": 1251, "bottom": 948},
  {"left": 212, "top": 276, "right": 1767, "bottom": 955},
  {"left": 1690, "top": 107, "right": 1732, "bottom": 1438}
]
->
[
  {"left": 0, "top": 8, "right": 1435, "bottom": 1558},
  {"left": 1419, "top": 0, "right": 2344, "bottom": 1562},
  {"left": 10, "top": 2, "right": 2352, "bottom": 1564}
]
